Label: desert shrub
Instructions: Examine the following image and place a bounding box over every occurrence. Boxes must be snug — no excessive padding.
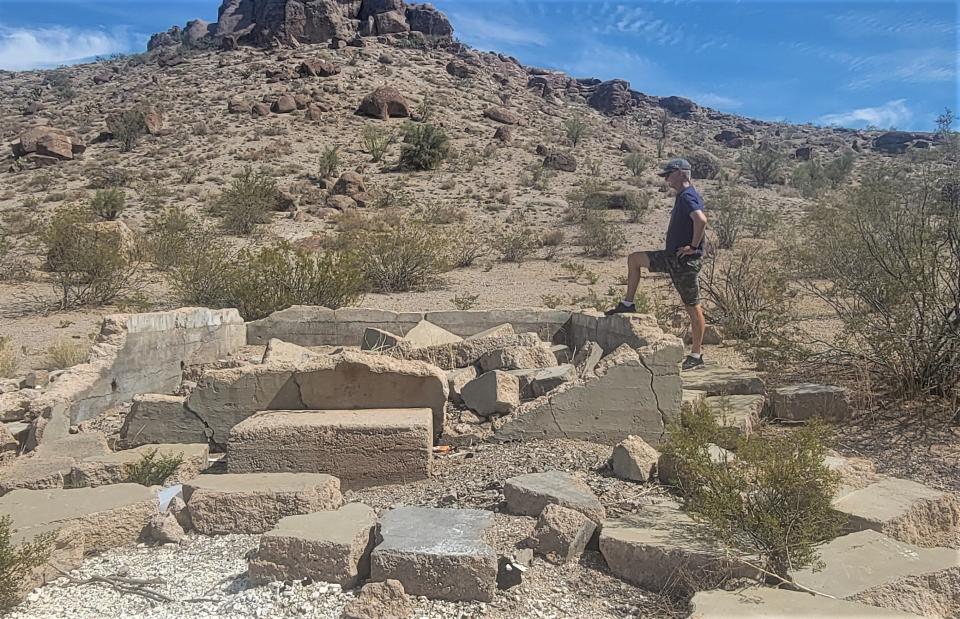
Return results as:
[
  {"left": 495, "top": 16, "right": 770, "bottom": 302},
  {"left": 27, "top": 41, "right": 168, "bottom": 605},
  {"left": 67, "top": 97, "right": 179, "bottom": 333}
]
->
[
  {"left": 744, "top": 207, "right": 780, "bottom": 239},
  {"left": 655, "top": 109, "right": 671, "bottom": 157},
  {"left": 45, "top": 338, "right": 89, "bottom": 370},
  {"left": 624, "top": 152, "right": 649, "bottom": 176},
  {"left": 0, "top": 515, "right": 55, "bottom": 612},
  {"left": 166, "top": 237, "right": 237, "bottom": 308},
  {"left": 660, "top": 400, "right": 845, "bottom": 579},
  {"left": 45, "top": 69, "right": 75, "bottom": 100},
  {"left": 318, "top": 145, "right": 340, "bottom": 178},
  {"left": 0, "top": 337, "right": 16, "bottom": 378},
  {"left": 86, "top": 166, "right": 132, "bottom": 189},
  {"left": 740, "top": 146, "right": 785, "bottom": 188},
  {"left": 399, "top": 123, "right": 449, "bottom": 170},
  {"left": 709, "top": 186, "right": 750, "bottom": 249},
  {"left": 541, "top": 229, "right": 565, "bottom": 247},
  {"left": 145, "top": 206, "right": 205, "bottom": 270},
  {"left": 687, "top": 150, "right": 720, "bottom": 180},
  {"left": 700, "top": 247, "right": 796, "bottom": 343},
  {"left": 107, "top": 109, "right": 147, "bottom": 152},
  {"left": 126, "top": 448, "right": 183, "bottom": 486},
  {"left": 361, "top": 125, "right": 395, "bottom": 162},
  {"left": 823, "top": 149, "right": 857, "bottom": 188},
  {"left": 624, "top": 190, "right": 651, "bottom": 223},
  {"left": 496, "top": 227, "right": 539, "bottom": 263},
  {"left": 580, "top": 211, "right": 626, "bottom": 257},
  {"left": 211, "top": 167, "right": 277, "bottom": 234},
  {"left": 791, "top": 159, "right": 829, "bottom": 198},
  {"left": 0, "top": 232, "right": 11, "bottom": 280},
  {"left": 452, "top": 292, "right": 480, "bottom": 310},
  {"left": 563, "top": 113, "right": 589, "bottom": 148},
  {"left": 519, "top": 162, "right": 554, "bottom": 191},
  {"left": 339, "top": 217, "right": 449, "bottom": 292},
  {"left": 446, "top": 228, "right": 487, "bottom": 267},
  {"left": 795, "top": 162, "right": 960, "bottom": 400},
  {"left": 89, "top": 187, "right": 126, "bottom": 221},
  {"left": 42, "top": 205, "right": 140, "bottom": 309}
]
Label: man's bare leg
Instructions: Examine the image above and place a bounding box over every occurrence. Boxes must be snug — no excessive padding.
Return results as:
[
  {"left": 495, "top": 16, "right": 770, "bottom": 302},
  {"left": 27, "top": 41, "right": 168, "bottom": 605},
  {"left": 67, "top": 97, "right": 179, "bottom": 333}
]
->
[
  {"left": 686, "top": 303, "right": 705, "bottom": 355},
  {"left": 625, "top": 251, "right": 650, "bottom": 301}
]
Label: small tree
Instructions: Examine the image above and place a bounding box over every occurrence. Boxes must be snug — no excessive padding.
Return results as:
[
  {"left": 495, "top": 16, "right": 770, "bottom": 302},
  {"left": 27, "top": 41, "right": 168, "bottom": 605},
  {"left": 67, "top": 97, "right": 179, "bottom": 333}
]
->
[
  {"left": 624, "top": 152, "right": 648, "bottom": 177},
  {"left": 89, "top": 187, "right": 126, "bottom": 221},
  {"left": 318, "top": 145, "right": 340, "bottom": 179},
  {"left": 107, "top": 109, "right": 147, "bottom": 152},
  {"left": 361, "top": 125, "right": 395, "bottom": 163},
  {"left": 709, "top": 186, "right": 749, "bottom": 249},
  {"left": 399, "top": 123, "right": 449, "bottom": 171},
  {"left": 660, "top": 400, "right": 846, "bottom": 579},
  {"left": 212, "top": 167, "right": 277, "bottom": 234},
  {"left": 0, "top": 515, "right": 55, "bottom": 612},
  {"left": 740, "top": 146, "right": 784, "bottom": 188},
  {"left": 563, "top": 113, "right": 589, "bottom": 148},
  {"left": 935, "top": 107, "right": 954, "bottom": 137},
  {"left": 655, "top": 109, "right": 671, "bottom": 158}
]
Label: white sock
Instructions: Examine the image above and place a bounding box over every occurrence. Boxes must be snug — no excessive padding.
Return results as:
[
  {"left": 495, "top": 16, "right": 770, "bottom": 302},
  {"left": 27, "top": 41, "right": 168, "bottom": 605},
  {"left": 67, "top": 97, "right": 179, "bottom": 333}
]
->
[
  {"left": 622, "top": 299, "right": 634, "bottom": 306},
  {"left": 690, "top": 352, "right": 702, "bottom": 359}
]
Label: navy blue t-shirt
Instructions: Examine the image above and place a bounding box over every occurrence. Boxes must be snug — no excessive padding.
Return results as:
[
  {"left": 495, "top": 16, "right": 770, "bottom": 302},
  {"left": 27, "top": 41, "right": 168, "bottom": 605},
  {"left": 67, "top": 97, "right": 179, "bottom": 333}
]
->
[{"left": 665, "top": 186, "right": 705, "bottom": 257}]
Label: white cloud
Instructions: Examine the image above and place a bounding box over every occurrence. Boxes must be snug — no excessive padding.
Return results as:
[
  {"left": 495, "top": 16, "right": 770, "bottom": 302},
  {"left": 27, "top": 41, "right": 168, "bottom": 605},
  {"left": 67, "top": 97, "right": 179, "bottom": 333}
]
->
[
  {"left": 0, "top": 25, "right": 137, "bottom": 71},
  {"left": 819, "top": 99, "right": 913, "bottom": 129},
  {"left": 448, "top": 13, "right": 548, "bottom": 50},
  {"left": 558, "top": 44, "right": 660, "bottom": 81},
  {"left": 684, "top": 92, "right": 742, "bottom": 110}
]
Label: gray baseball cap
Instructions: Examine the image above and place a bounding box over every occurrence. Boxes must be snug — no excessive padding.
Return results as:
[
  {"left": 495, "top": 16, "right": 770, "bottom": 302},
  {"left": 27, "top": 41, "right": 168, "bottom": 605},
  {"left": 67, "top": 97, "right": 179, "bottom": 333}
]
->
[{"left": 657, "top": 158, "right": 692, "bottom": 177}]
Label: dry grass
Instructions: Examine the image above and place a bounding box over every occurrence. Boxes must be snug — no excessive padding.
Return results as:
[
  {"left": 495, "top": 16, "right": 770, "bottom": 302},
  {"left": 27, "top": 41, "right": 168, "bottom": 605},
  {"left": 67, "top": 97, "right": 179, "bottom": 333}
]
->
[{"left": 45, "top": 338, "right": 89, "bottom": 370}]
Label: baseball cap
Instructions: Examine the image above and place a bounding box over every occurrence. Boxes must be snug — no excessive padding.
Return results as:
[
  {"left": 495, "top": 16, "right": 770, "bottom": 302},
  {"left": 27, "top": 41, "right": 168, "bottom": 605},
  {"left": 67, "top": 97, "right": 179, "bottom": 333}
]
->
[{"left": 657, "top": 158, "right": 692, "bottom": 177}]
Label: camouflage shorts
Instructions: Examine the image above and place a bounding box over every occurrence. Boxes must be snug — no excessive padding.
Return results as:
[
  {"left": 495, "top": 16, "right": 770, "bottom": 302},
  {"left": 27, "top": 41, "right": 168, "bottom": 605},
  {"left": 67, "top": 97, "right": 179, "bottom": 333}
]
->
[{"left": 645, "top": 250, "right": 702, "bottom": 306}]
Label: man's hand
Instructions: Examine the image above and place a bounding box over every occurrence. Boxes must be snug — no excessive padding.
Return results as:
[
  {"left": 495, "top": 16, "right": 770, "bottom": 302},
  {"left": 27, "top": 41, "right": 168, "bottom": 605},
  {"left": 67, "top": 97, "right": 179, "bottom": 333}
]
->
[{"left": 676, "top": 245, "right": 697, "bottom": 257}]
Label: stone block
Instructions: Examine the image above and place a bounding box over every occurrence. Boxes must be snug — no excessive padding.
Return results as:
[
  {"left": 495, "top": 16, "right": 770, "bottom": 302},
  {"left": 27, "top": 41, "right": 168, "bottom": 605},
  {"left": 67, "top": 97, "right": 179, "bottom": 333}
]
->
[
  {"left": 342, "top": 579, "right": 413, "bottom": 619},
  {"left": 503, "top": 471, "right": 605, "bottom": 524},
  {"left": 550, "top": 344, "right": 571, "bottom": 364},
  {"left": 530, "top": 364, "right": 576, "bottom": 397},
  {"left": 1, "top": 391, "right": 33, "bottom": 422},
  {"left": 703, "top": 394, "right": 764, "bottom": 444},
  {"left": 768, "top": 384, "right": 849, "bottom": 421},
  {"left": 361, "top": 328, "right": 403, "bottom": 352},
  {"left": 611, "top": 435, "right": 659, "bottom": 482},
  {"left": 446, "top": 366, "right": 477, "bottom": 404},
  {"left": 404, "top": 320, "right": 462, "bottom": 348},
  {"left": 689, "top": 587, "right": 923, "bottom": 618},
  {"left": 790, "top": 530, "right": 959, "bottom": 618},
  {"left": 466, "top": 324, "right": 515, "bottom": 340},
  {"left": 1, "top": 484, "right": 157, "bottom": 553},
  {"left": 478, "top": 345, "right": 556, "bottom": 372},
  {"left": 260, "top": 339, "right": 322, "bottom": 365},
  {"left": 682, "top": 325, "right": 723, "bottom": 346},
  {"left": 334, "top": 308, "right": 423, "bottom": 346},
  {"left": 120, "top": 394, "right": 209, "bottom": 447},
  {"left": 183, "top": 473, "right": 342, "bottom": 534},
  {"left": 461, "top": 371, "right": 520, "bottom": 417},
  {"left": 32, "top": 432, "right": 110, "bottom": 460},
  {"left": 248, "top": 503, "right": 377, "bottom": 588},
  {"left": 1, "top": 423, "right": 16, "bottom": 455},
  {"left": 246, "top": 305, "right": 338, "bottom": 346},
  {"left": 529, "top": 504, "right": 596, "bottom": 564},
  {"left": 371, "top": 507, "right": 497, "bottom": 602},
  {"left": 71, "top": 443, "right": 210, "bottom": 488},
  {"left": 0, "top": 457, "right": 75, "bottom": 495},
  {"left": 505, "top": 368, "right": 541, "bottom": 399},
  {"left": 681, "top": 366, "right": 765, "bottom": 396},
  {"left": 227, "top": 409, "right": 432, "bottom": 489},
  {"left": 394, "top": 333, "right": 543, "bottom": 370},
  {"left": 600, "top": 500, "right": 759, "bottom": 595},
  {"left": 832, "top": 477, "right": 960, "bottom": 546}
]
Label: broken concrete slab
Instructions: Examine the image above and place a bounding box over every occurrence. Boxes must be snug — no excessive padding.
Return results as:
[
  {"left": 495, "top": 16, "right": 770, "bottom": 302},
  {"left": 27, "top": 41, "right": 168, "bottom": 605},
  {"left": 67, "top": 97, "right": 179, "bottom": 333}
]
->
[
  {"left": 248, "top": 503, "right": 378, "bottom": 588},
  {"left": 689, "top": 587, "right": 924, "bottom": 618},
  {"left": 334, "top": 308, "right": 425, "bottom": 347},
  {"left": 703, "top": 394, "right": 764, "bottom": 444},
  {"left": 0, "top": 390, "right": 33, "bottom": 422},
  {"left": 529, "top": 503, "right": 597, "bottom": 564},
  {"left": 600, "top": 499, "right": 759, "bottom": 595},
  {"left": 70, "top": 443, "right": 210, "bottom": 488},
  {"left": 1, "top": 484, "right": 157, "bottom": 553},
  {"left": 611, "top": 435, "right": 660, "bottom": 482},
  {"left": 461, "top": 371, "right": 520, "bottom": 417},
  {"left": 389, "top": 332, "right": 544, "bottom": 370},
  {"left": 29, "top": 308, "right": 245, "bottom": 444},
  {"left": 680, "top": 366, "right": 765, "bottom": 396},
  {"left": 425, "top": 309, "right": 570, "bottom": 341},
  {"left": 791, "top": 530, "right": 960, "bottom": 618},
  {"left": 495, "top": 343, "right": 682, "bottom": 446},
  {"left": 183, "top": 473, "right": 342, "bottom": 534},
  {"left": 404, "top": 320, "right": 462, "bottom": 348},
  {"left": 768, "top": 384, "right": 850, "bottom": 421},
  {"left": 120, "top": 394, "right": 209, "bottom": 447},
  {"left": 566, "top": 311, "right": 666, "bottom": 354},
  {"left": 505, "top": 368, "right": 541, "bottom": 399},
  {"left": 503, "top": 471, "right": 605, "bottom": 524},
  {"left": 186, "top": 349, "right": 448, "bottom": 444},
  {"left": 572, "top": 341, "right": 603, "bottom": 378},
  {"left": 260, "top": 338, "right": 323, "bottom": 365},
  {"left": 530, "top": 364, "right": 576, "bottom": 397},
  {"left": 361, "top": 327, "right": 403, "bottom": 352},
  {"left": 550, "top": 344, "right": 571, "bottom": 364},
  {"left": 371, "top": 506, "right": 498, "bottom": 602},
  {"left": 446, "top": 366, "right": 477, "bottom": 405},
  {"left": 832, "top": 477, "right": 960, "bottom": 546},
  {"left": 0, "top": 456, "right": 76, "bottom": 495},
  {"left": 32, "top": 432, "right": 111, "bottom": 460},
  {"left": 0, "top": 423, "right": 16, "bottom": 455},
  {"left": 478, "top": 345, "right": 556, "bottom": 372},
  {"left": 227, "top": 409, "right": 432, "bottom": 489},
  {"left": 246, "top": 306, "right": 338, "bottom": 346},
  {"left": 466, "top": 324, "right": 515, "bottom": 340}
]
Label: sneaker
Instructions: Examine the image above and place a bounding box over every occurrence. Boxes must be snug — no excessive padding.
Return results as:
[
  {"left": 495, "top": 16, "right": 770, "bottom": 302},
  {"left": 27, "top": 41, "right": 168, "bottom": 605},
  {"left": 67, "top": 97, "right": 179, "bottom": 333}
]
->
[
  {"left": 604, "top": 302, "right": 636, "bottom": 316},
  {"left": 681, "top": 355, "right": 704, "bottom": 371}
]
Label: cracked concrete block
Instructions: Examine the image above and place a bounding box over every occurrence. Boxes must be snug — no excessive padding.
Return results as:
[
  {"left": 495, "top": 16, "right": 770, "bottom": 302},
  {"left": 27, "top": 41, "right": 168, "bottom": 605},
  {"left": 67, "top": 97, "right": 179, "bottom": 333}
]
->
[
  {"left": 0, "top": 457, "right": 76, "bottom": 495},
  {"left": 70, "top": 443, "right": 210, "bottom": 488},
  {"left": 681, "top": 366, "right": 765, "bottom": 396},
  {"left": 530, "top": 364, "right": 576, "bottom": 397},
  {"left": 404, "top": 320, "right": 462, "bottom": 348},
  {"left": 505, "top": 368, "right": 540, "bottom": 399},
  {"left": 248, "top": 503, "right": 377, "bottom": 588},
  {"left": 246, "top": 305, "right": 338, "bottom": 346},
  {"left": 1, "top": 391, "right": 33, "bottom": 422},
  {"left": 689, "top": 587, "right": 923, "bottom": 618},
  {"left": 529, "top": 504, "right": 596, "bottom": 564},
  {"left": 495, "top": 344, "right": 681, "bottom": 446},
  {"left": 504, "top": 470, "right": 605, "bottom": 524},
  {"left": 184, "top": 473, "right": 342, "bottom": 535},
  {"left": 260, "top": 338, "right": 323, "bottom": 365},
  {"left": 371, "top": 507, "right": 498, "bottom": 602},
  {"left": 33, "top": 432, "right": 111, "bottom": 460},
  {"left": 227, "top": 409, "right": 432, "bottom": 489},
  {"left": 466, "top": 324, "right": 515, "bottom": 340},
  {"left": 478, "top": 344, "right": 557, "bottom": 372},
  {"left": 334, "top": 308, "right": 424, "bottom": 347},
  {"left": 461, "top": 371, "right": 520, "bottom": 417},
  {"left": 768, "top": 384, "right": 850, "bottom": 421},
  {"left": 390, "top": 333, "right": 543, "bottom": 370},
  {"left": 425, "top": 309, "right": 570, "bottom": 341},
  {"left": 120, "top": 394, "right": 209, "bottom": 447},
  {"left": 550, "top": 344, "right": 571, "bottom": 364},
  {"left": 611, "top": 435, "right": 659, "bottom": 482},
  {"left": 572, "top": 341, "right": 603, "bottom": 377}
]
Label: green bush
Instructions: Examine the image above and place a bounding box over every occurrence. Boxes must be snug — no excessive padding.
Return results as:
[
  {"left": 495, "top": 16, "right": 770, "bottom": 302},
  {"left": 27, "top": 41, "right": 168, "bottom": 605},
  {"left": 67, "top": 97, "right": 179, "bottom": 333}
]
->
[
  {"left": 624, "top": 190, "right": 650, "bottom": 223},
  {"left": 709, "top": 186, "right": 749, "bottom": 249},
  {"left": 145, "top": 206, "right": 204, "bottom": 270},
  {"left": 624, "top": 152, "right": 648, "bottom": 176},
  {"left": 0, "top": 515, "right": 55, "bottom": 612},
  {"left": 496, "top": 227, "right": 539, "bottom": 263},
  {"left": 660, "top": 400, "right": 845, "bottom": 579},
  {"left": 791, "top": 159, "right": 828, "bottom": 198},
  {"left": 361, "top": 125, "right": 395, "bottom": 163},
  {"left": 89, "top": 187, "right": 126, "bottom": 221},
  {"left": 580, "top": 211, "right": 626, "bottom": 257},
  {"left": 563, "top": 113, "right": 589, "bottom": 148},
  {"left": 107, "top": 109, "right": 147, "bottom": 152},
  {"left": 318, "top": 145, "right": 340, "bottom": 178},
  {"left": 399, "top": 123, "right": 449, "bottom": 170},
  {"left": 211, "top": 167, "right": 277, "bottom": 234},
  {"left": 446, "top": 227, "right": 487, "bottom": 267},
  {"left": 740, "top": 146, "right": 785, "bottom": 188},
  {"left": 126, "top": 448, "right": 183, "bottom": 486},
  {"left": 823, "top": 149, "right": 857, "bottom": 188},
  {"left": 338, "top": 217, "right": 450, "bottom": 292}
]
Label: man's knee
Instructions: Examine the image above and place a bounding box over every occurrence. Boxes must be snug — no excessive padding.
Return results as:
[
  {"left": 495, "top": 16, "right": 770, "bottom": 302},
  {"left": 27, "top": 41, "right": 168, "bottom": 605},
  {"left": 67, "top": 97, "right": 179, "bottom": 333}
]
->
[{"left": 629, "top": 251, "right": 649, "bottom": 269}]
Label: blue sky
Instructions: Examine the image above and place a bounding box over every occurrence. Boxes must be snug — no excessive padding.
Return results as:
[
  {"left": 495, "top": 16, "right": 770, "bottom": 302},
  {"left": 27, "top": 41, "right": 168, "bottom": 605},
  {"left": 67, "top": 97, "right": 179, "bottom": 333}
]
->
[{"left": 0, "top": 0, "right": 956, "bottom": 130}]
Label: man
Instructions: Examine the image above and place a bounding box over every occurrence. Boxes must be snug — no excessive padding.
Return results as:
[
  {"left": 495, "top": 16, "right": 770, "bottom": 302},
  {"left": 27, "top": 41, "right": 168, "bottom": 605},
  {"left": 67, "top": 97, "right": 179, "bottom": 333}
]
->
[{"left": 605, "top": 158, "right": 708, "bottom": 371}]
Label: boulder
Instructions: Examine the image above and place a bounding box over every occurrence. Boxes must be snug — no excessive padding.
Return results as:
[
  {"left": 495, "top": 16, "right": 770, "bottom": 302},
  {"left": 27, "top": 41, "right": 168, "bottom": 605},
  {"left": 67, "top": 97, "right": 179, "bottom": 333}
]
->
[
  {"left": 484, "top": 106, "right": 521, "bottom": 125},
  {"left": 252, "top": 102, "right": 271, "bottom": 116},
  {"left": 588, "top": 80, "right": 634, "bottom": 115},
  {"left": 342, "top": 579, "right": 413, "bottom": 619},
  {"left": 503, "top": 470, "right": 604, "bottom": 524},
  {"left": 36, "top": 133, "right": 74, "bottom": 160},
  {"left": 767, "top": 384, "right": 849, "bottom": 421},
  {"left": 183, "top": 473, "right": 342, "bottom": 534},
  {"left": 446, "top": 59, "right": 475, "bottom": 79},
  {"left": 682, "top": 325, "right": 723, "bottom": 345},
  {"left": 331, "top": 171, "right": 367, "bottom": 197},
  {"left": 610, "top": 435, "right": 659, "bottom": 482},
  {"left": 144, "top": 511, "right": 186, "bottom": 545},
  {"left": 272, "top": 94, "right": 296, "bottom": 113},
  {"left": 528, "top": 504, "right": 596, "bottom": 564},
  {"left": 371, "top": 507, "right": 497, "bottom": 602},
  {"left": 659, "top": 95, "right": 697, "bottom": 118},
  {"left": 461, "top": 371, "right": 520, "bottom": 417},
  {"left": 479, "top": 345, "right": 556, "bottom": 372},
  {"left": 1, "top": 391, "right": 34, "bottom": 422},
  {"left": 298, "top": 59, "right": 340, "bottom": 77},
  {"left": 357, "top": 86, "right": 410, "bottom": 120},
  {"left": 248, "top": 503, "right": 377, "bottom": 587},
  {"left": 405, "top": 4, "right": 454, "bottom": 38},
  {"left": 543, "top": 151, "right": 577, "bottom": 172}
]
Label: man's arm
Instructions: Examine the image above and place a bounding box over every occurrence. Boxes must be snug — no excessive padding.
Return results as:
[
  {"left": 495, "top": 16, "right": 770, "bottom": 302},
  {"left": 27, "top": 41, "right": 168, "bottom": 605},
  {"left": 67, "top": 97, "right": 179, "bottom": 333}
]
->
[{"left": 677, "top": 209, "right": 707, "bottom": 256}]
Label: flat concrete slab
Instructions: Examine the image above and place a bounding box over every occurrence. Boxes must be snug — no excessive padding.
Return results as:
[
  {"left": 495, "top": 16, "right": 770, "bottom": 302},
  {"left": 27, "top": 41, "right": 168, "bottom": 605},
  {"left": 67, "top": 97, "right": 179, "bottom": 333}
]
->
[
  {"left": 681, "top": 366, "right": 765, "bottom": 396},
  {"left": 768, "top": 383, "right": 849, "bottom": 421},
  {"left": 371, "top": 507, "right": 497, "bottom": 602},
  {"left": 600, "top": 500, "right": 758, "bottom": 595},
  {"left": 833, "top": 477, "right": 960, "bottom": 546},
  {"left": 32, "top": 432, "right": 111, "bottom": 460},
  {"left": 71, "top": 443, "right": 210, "bottom": 488},
  {"left": 184, "top": 473, "right": 342, "bottom": 534},
  {"left": 1, "top": 483, "right": 157, "bottom": 553},
  {"left": 503, "top": 471, "right": 605, "bottom": 524},
  {"left": 0, "top": 457, "right": 75, "bottom": 496},
  {"left": 249, "top": 503, "right": 377, "bottom": 588},
  {"left": 689, "top": 587, "right": 924, "bottom": 618},
  {"left": 227, "top": 409, "right": 432, "bottom": 489},
  {"left": 791, "top": 530, "right": 960, "bottom": 617}
]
